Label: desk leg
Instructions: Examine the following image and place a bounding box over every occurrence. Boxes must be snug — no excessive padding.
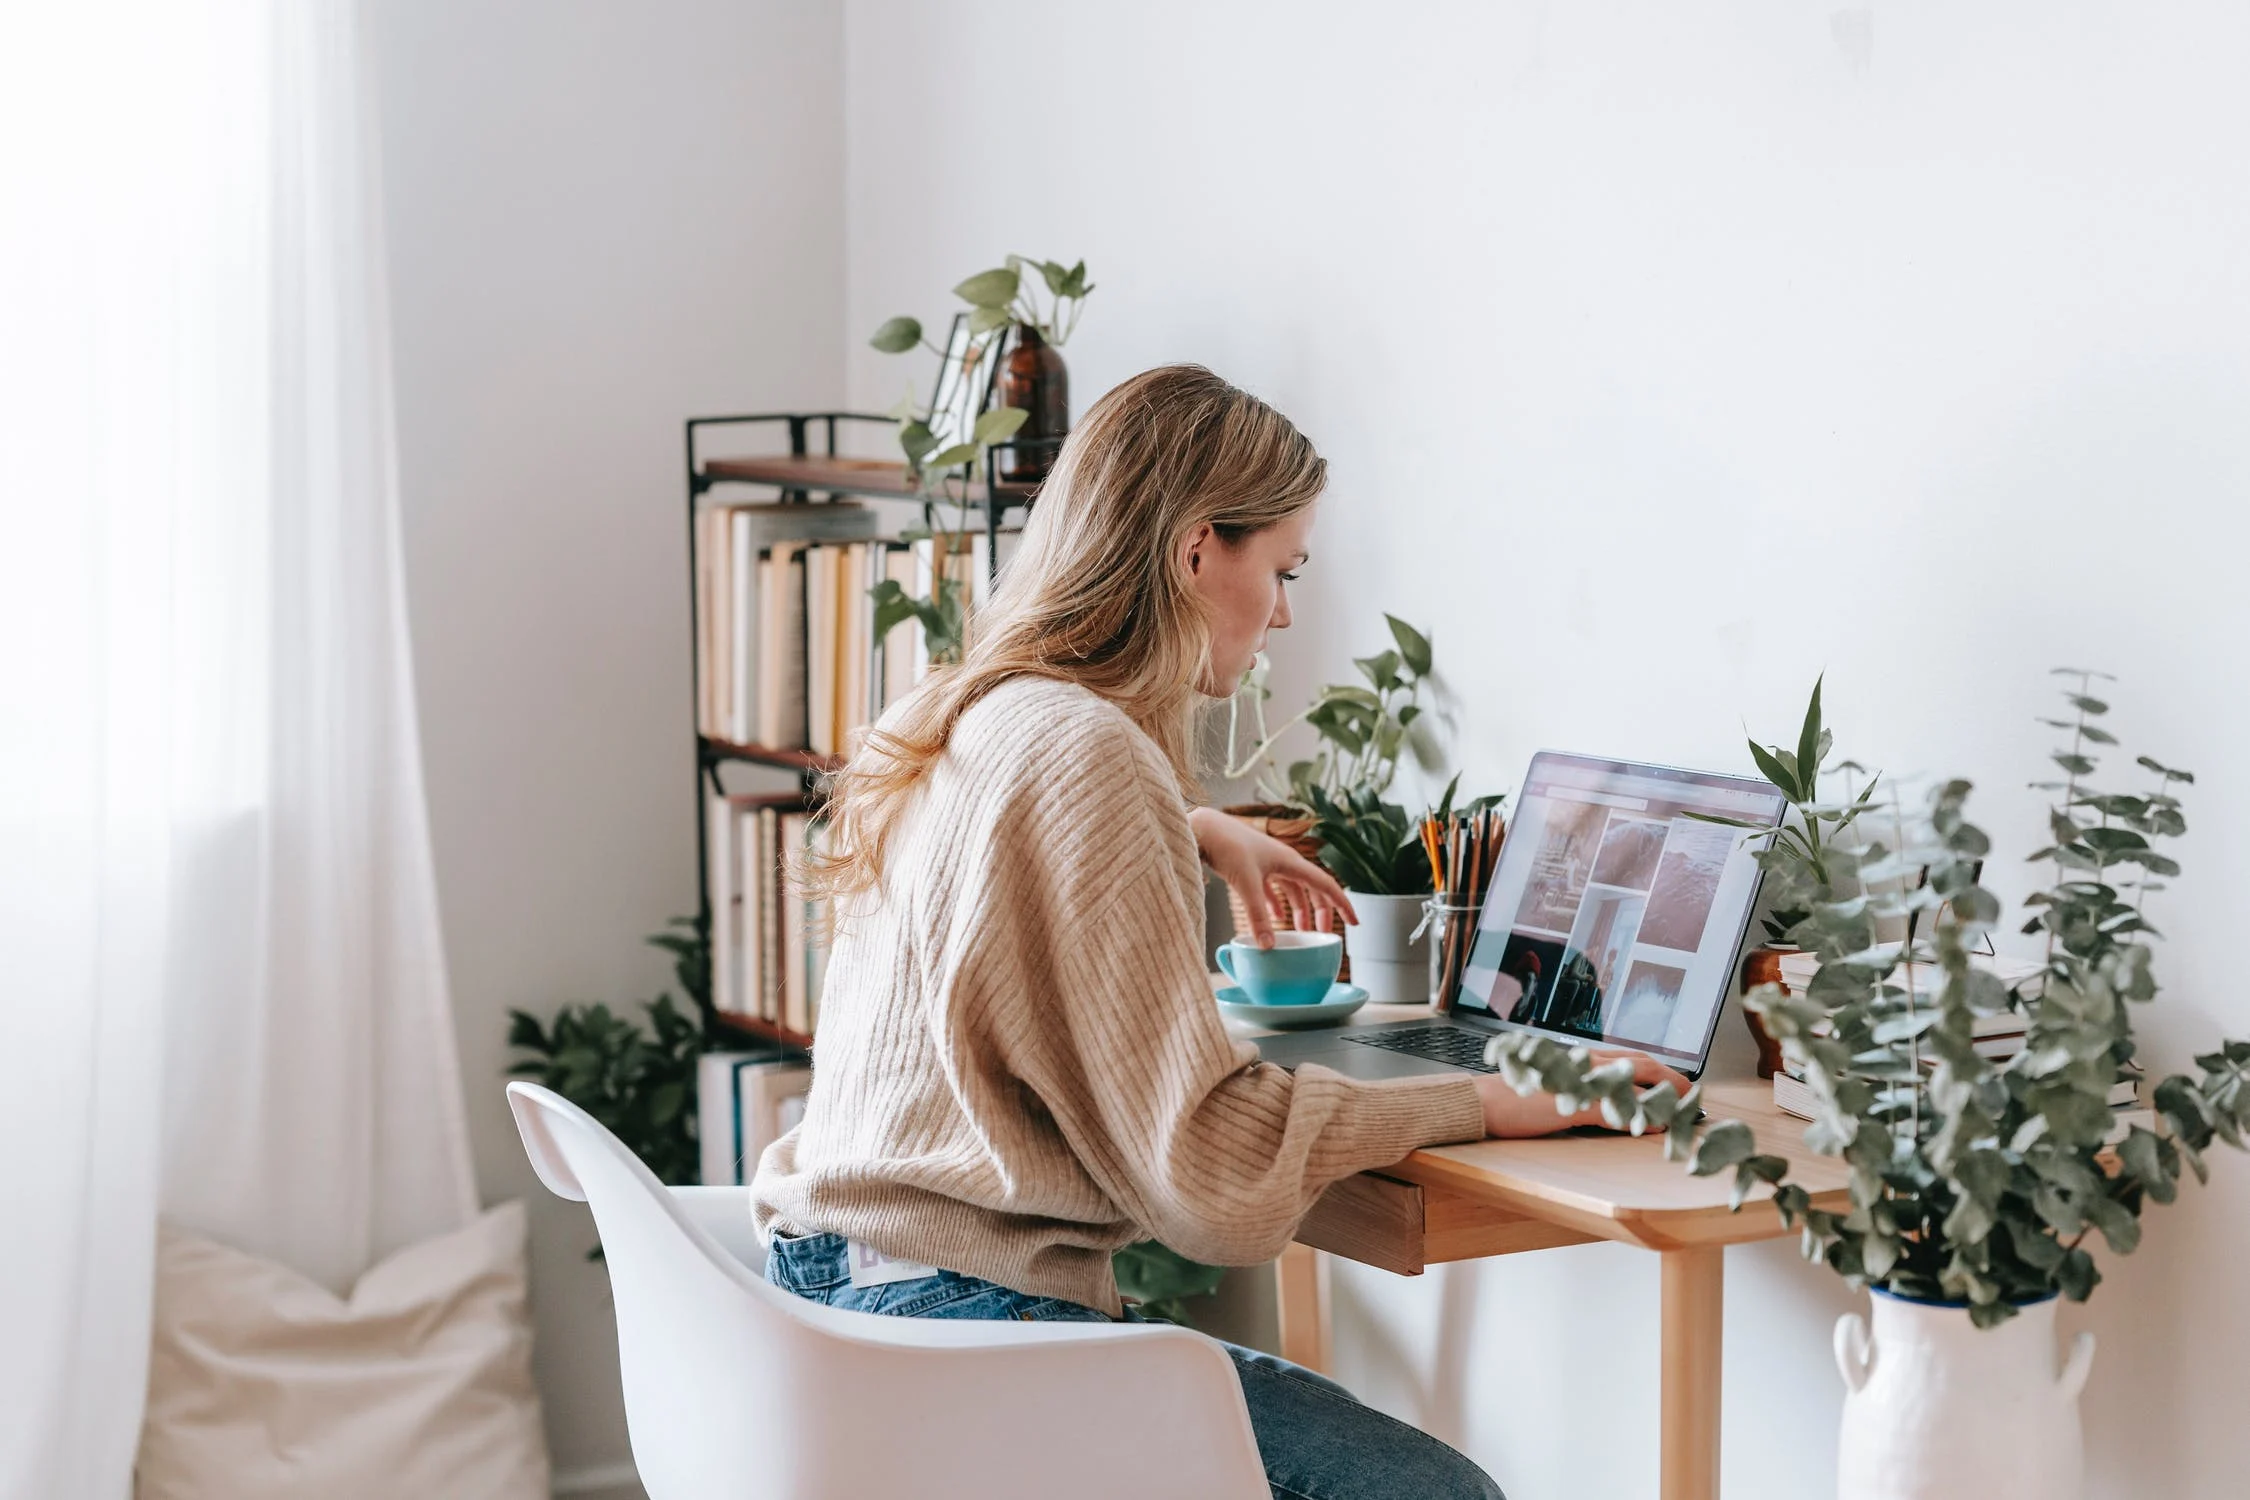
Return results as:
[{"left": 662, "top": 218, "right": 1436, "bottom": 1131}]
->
[
  {"left": 1660, "top": 1246, "right": 1723, "bottom": 1500},
  {"left": 1274, "top": 1243, "right": 1331, "bottom": 1374}
]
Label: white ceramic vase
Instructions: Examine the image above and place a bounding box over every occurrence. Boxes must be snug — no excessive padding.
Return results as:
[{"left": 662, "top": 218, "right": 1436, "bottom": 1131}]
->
[
  {"left": 1346, "top": 892, "right": 1428, "bottom": 1005},
  {"left": 1835, "top": 1291, "right": 2095, "bottom": 1500}
]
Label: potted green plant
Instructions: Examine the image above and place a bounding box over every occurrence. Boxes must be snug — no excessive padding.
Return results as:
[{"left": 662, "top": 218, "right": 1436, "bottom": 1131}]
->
[
  {"left": 1486, "top": 673, "right": 2250, "bottom": 1500},
  {"left": 1685, "top": 676, "right": 1880, "bottom": 1075},
  {"left": 864, "top": 257, "right": 1093, "bottom": 662},
  {"left": 1223, "top": 616, "right": 1467, "bottom": 1000},
  {"left": 507, "top": 917, "right": 712, "bottom": 1253}
]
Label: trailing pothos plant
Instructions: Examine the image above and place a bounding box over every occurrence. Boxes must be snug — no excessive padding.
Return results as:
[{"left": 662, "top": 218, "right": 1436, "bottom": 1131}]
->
[
  {"left": 866, "top": 257, "right": 1091, "bottom": 666},
  {"left": 1222, "top": 613, "right": 1456, "bottom": 897},
  {"left": 1687, "top": 675, "right": 1880, "bottom": 944},
  {"left": 1485, "top": 674, "right": 2250, "bottom": 1326},
  {"left": 1224, "top": 614, "right": 1435, "bottom": 809}
]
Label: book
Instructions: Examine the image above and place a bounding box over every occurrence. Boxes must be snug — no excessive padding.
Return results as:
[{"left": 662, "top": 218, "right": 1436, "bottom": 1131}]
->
[
  {"left": 805, "top": 818, "right": 834, "bottom": 1032},
  {"left": 693, "top": 501, "right": 878, "bottom": 743},
  {"left": 780, "top": 810, "right": 811, "bottom": 1035},
  {"left": 710, "top": 792, "right": 811, "bottom": 1025},
  {"left": 1774, "top": 951, "right": 2042, "bottom": 992},
  {"left": 758, "top": 806, "right": 783, "bottom": 1022},
  {"left": 806, "top": 545, "right": 834, "bottom": 756},
  {"left": 729, "top": 508, "right": 753, "bottom": 743},
  {"left": 707, "top": 791, "right": 738, "bottom": 1018},
  {"left": 709, "top": 789, "right": 810, "bottom": 1020},
  {"left": 696, "top": 1049, "right": 813, "bottom": 1187},
  {"left": 880, "top": 543, "right": 918, "bottom": 710},
  {"left": 1772, "top": 953, "right": 2042, "bottom": 1040},
  {"left": 1776, "top": 1067, "right": 2141, "bottom": 1121},
  {"left": 760, "top": 541, "right": 810, "bottom": 749},
  {"left": 838, "top": 542, "right": 867, "bottom": 751},
  {"left": 712, "top": 508, "right": 732, "bottom": 744},
  {"left": 910, "top": 537, "right": 935, "bottom": 684},
  {"left": 695, "top": 506, "right": 717, "bottom": 734},
  {"left": 747, "top": 805, "right": 774, "bottom": 1016}
]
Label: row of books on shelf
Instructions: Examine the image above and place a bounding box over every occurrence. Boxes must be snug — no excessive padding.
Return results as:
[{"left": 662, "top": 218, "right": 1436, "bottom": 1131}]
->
[
  {"left": 707, "top": 791, "right": 833, "bottom": 1036},
  {"left": 697, "top": 1047, "right": 812, "bottom": 1187},
  {"left": 1768, "top": 952, "right": 2151, "bottom": 1142},
  {"left": 693, "top": 497, "right": 1020, "bottom": 756}
]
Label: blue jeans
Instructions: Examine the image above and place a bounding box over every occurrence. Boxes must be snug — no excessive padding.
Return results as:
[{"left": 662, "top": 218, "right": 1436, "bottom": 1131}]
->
[{"left": 765, "top": 1232, "right": 1504, "bottom": 1500}]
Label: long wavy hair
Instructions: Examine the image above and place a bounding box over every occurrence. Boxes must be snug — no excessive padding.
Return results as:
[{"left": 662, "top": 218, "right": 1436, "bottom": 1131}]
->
[{"left": 800, "top": 363, "right": 1326, "bottom": 910}]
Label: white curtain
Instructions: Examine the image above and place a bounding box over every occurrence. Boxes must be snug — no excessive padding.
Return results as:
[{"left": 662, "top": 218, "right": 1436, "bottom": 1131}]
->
[{"left": 0, "top": 3, "right": 475, "bottom": 1495}]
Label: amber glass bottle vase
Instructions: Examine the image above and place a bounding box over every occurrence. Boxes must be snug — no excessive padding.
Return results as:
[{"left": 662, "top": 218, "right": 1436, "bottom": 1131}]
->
[{"left": 997, "top": 324, "right": 1069, "bottom": 484}]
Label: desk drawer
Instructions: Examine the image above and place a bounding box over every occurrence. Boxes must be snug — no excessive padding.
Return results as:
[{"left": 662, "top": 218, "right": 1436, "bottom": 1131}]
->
[{"left": 1296, "top": 1172, "right": 1598, "bottom": 1274}]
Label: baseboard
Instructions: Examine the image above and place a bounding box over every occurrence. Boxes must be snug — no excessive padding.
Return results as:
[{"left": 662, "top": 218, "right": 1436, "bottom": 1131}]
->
[{"left": 552, "top": 1458, "right": 641, "bottom": 1496}]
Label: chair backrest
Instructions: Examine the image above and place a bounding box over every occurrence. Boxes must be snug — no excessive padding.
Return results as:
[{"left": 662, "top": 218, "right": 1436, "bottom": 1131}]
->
[
  {"left": 507, "top": 1082, "right": 821, "bottom": 1498},
  {"left": 506, "top": 1082, "right": 1268, "bottom": 1500}
]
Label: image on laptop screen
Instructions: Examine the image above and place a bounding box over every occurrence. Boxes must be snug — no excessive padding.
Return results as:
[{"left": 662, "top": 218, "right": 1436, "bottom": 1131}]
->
[{"left": 1454, "top": 752, "right": 1787, "bottom": 1067}]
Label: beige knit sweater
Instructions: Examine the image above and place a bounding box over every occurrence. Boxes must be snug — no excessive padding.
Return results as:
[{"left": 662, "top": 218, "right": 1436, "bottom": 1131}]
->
[{"left": 751, "top": 674, "right": 1486, "bottom": 1316}]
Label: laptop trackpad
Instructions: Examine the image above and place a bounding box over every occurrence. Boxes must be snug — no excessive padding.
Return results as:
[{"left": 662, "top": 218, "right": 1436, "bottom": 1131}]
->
[{"left": 1255, "top": 1030, "right": 1472, "bottom": 1081}]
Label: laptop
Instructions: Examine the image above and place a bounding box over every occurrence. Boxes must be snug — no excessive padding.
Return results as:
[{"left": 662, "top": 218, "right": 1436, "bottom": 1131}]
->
[{"left": 1252, "top": 751, "right": 1786, "bottom": 1083}]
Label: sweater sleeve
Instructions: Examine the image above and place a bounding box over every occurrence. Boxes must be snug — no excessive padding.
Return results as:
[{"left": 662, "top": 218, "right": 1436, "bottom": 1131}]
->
[{"left": 959, "top": 702, "right": 1486, "bottom": 1268}]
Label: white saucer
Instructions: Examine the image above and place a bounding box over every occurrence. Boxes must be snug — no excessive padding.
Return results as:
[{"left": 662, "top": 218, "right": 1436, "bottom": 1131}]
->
[{"left": 1215, "top": 982, "right": 1370, "bottom": 1029}]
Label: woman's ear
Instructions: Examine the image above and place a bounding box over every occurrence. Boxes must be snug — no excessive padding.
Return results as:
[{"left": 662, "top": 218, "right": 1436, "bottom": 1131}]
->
[{"left": 1181, "top": 522, "right": 1214, "bottom": 577}]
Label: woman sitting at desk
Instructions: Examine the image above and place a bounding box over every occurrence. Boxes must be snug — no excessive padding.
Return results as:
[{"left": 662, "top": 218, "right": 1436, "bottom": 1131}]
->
[{"left": 752, "top": 365, "right": 1686, "bottom": 1500}]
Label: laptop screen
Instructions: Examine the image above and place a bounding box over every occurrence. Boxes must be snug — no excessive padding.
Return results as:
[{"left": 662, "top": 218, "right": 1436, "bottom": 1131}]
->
[{"left": 1454, "top": 752, "right": 1787, "bottom": 1069}]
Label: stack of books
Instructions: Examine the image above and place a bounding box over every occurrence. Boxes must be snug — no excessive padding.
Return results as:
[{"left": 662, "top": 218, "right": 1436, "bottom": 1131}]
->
[
  {"left": 697, "top": 506, "right": 1024, "bottom": 756},
  {"left": 707, "top": 791, "right": 833, "bottom": 1036},
  {"left": 1768, "top": 953, "right": 2152, "bottom": 1142},
  {"left": 753, "top": 537, "right": 932, "bottom": 756},
  {"left": 697, "top": 1046, "right": 813, "bottom": 1187},
  {"left": 693, "top": 500, "right": 880, "bottom": 744}
]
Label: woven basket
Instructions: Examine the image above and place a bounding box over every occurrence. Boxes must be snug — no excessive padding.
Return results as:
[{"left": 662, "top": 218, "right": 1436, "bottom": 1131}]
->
[{"left": 1217, "top": 803, "right": 1350, "bottom": 982}]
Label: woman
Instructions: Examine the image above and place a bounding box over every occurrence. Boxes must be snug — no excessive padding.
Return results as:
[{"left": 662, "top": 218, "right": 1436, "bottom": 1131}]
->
[{"left": 753, "top": 365, "right": 1686, "bottom": 1500}]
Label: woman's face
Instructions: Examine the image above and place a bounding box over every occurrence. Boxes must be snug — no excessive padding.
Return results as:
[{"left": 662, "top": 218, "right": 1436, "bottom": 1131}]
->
[{"left": 1182, "top": 506, "right": 1316, "bottom": 697}]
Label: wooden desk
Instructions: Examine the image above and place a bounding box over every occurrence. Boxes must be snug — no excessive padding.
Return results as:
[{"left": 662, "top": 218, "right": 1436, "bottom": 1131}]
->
[{"left": 1231, "top": 999, "right": 1851, "bottom": 1500}]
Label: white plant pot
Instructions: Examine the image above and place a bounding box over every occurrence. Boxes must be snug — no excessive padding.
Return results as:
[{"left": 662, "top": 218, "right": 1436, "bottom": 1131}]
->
[
  {"left": 1836, "top": 1291, "right": 2095, "bottom": 1500},
  {"left": 1346, "top": 892, "right": 1428, "bottom": 1006}
]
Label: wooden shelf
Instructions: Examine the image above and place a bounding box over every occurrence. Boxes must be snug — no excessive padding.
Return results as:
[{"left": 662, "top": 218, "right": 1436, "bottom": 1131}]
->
[
  {"left": 700, "top": 453, "right": 1038, "bottom": 505},
  {"left": 715, "top": 1010, "right": 814, "bottom": 1052},
  {"left": 701, "top": 736, "right": 845, "bottom": 775}
]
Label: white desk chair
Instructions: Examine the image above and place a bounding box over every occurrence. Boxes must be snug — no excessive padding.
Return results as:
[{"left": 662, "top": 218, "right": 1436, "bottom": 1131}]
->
[{"left": 506, "top": 1082, "right": 1267, "bottom": 1500}]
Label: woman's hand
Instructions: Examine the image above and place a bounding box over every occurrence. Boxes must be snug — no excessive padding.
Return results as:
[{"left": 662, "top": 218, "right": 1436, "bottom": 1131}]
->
[
  {"left": 1474, "top": 1050, "right": 1694, "bottom": 1138},
  {"left": 1188, "top": 806, "right": 1357, "bottom": 947}
]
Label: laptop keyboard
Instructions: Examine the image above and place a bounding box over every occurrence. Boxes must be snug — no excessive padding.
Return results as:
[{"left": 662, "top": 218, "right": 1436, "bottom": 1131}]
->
[{"left": 1343, "top": 1024, "right": 1500, "bottom": 1073}]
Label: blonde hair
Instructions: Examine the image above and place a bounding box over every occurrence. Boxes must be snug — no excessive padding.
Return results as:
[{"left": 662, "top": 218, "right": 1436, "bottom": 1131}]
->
[{"left": 803, "top": 364, "right": 1326, "bottom": 908}]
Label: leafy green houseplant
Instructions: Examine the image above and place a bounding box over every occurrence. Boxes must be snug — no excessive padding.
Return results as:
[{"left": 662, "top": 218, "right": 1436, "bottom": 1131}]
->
[
  {"left": 1488, "top": 672, "right": 2250, "bottom": 1329},
  {"left": 1112, "top": 1240, "right": 1226, "bottom": 1326},
  {"left": 1225, "top": 614, "right": 1435, "bottom": 812},
  {"left": 865, "top": 257, "right": 1092, "bottom": 666},
  {"left": 1301, "top": 774, "right": 1502, "bottom": 899},
  {"left": 1687, "top": 678, "right": 1880, "bottom": 1074},
  {"left": 1689, "top": 675, "right": 1880, "bottom": 945},
  {"left": 508, "top": 918, "right": 713, "bottom": 1253}
]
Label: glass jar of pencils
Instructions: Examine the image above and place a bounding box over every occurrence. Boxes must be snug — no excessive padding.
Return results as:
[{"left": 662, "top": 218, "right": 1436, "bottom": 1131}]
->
[
  {"left": 1419, "top": 898, "right": 1484, "bottom": 1011},
  {"left": 1416, "top": 802, "right": 1506, "bottom": 1012}
]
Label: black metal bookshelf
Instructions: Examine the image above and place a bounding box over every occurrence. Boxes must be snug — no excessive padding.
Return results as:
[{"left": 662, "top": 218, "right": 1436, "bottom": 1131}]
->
[{"left": 682, "top": 403, "right": 1058, "bottom": 1050}]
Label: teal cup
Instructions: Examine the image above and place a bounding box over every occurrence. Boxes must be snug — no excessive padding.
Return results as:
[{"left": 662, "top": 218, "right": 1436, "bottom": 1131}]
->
[{"left": 1216, "top": 931, "right": 1343, "bottom": 1006}]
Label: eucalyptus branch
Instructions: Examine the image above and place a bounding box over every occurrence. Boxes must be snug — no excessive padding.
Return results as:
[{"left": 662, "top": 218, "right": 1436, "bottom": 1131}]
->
[{"left": 1482, "top": 1033, "right": 1789, "bottom": 1207}]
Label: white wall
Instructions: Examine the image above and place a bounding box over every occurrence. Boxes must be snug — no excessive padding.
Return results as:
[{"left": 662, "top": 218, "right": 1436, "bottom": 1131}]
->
[
  {"left": 372, "top": 4, "right": 842, "bottom": 1488},
  {"left": 842, "top": 3, "right": 2250, "bottom": 1495}
]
